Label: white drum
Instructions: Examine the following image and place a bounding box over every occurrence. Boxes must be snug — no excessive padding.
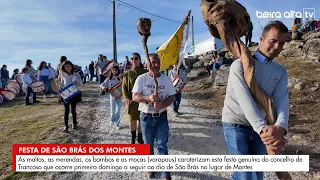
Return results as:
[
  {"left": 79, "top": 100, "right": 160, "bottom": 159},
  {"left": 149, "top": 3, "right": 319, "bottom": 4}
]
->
[
  {"left": 101, "top": 60, "right": 115, "bottom": 77},
  {"left": 6, "top": 80, "right": 20, "bottom": 90},
  {"left": 50, "top": 78, "right": 59, "bottom": 94},
  {"left": 59, "top": 83, "right": 80, "bottom": 103},
  {"left": 0, "top": 89, "right": 15, "bottom": 101},
  {"left": 108, "top": 82, "right": 122, "bottom": 100},
  {"left": 30, "top": 81, "right": 45, "bottom": 93},
  {"left": 172, "top": 77, "right": 185, "bottom": 93},
  {"left": 6, "top": 86, "right": 20, "bottom": 96}
]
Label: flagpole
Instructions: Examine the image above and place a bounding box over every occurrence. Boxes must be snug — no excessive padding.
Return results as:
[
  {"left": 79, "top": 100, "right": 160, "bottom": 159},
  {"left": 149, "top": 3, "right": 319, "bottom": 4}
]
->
[{"left": 192, "top": 16, "right": 194, "bottom": 46}]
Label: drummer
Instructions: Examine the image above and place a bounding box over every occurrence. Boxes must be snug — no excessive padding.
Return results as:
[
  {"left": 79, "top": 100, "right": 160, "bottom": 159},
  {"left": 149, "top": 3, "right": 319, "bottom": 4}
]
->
[
  {"left": 24, "top": 59, "right": 37, "bottom": 80},
  {"left": 56, "top": 60, "right": 83, "bottom": 133},
  {"left": 100, "top": 65, "right": 123, "bottom": 129},
  {"left": 169, "top": 62, "right": 188, "bottom": 116},
  {"left": 94, "top": 54, "right": 108, "bottom": 95},
  {"left": 21, "top": 68, "right": 40, "bottom": 105}
]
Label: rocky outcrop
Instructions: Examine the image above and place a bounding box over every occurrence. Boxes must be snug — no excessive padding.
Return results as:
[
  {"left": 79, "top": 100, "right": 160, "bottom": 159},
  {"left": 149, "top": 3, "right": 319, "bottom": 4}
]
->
[
  {"left": 192, "top": 60, "right": 205, "bottom": 68},
  {"left": 302, "top": 39, "right": 320, "bottom": 63},
  {"left": 211, "top": 65, "right": 231, "bottom": 86},
  {"left": 187, "top": 68, "right": 207, "bottom": 80},
  {"left": 302, "top": 28, "right": 320, "bottom": 41}
]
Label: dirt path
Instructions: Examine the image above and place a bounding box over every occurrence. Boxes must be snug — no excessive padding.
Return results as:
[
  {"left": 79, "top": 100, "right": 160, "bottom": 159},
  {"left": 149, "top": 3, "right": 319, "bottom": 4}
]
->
[{"left": 32, "top": 81, "right": 316, "bottom": 180}]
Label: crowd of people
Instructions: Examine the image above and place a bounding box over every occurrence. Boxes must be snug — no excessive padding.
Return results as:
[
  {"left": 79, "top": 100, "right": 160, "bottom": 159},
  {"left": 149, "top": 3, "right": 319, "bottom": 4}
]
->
[
  {"left": 291, "top": 17, "right": 320, "bottom": 36},
  {"left": 92, "top": 52, "right": 187, "bottom": 180},
  {"left": 1, "top": 19, "right": 294, "bottom": 180},
  {"left": 204, "top": 51, "right": 228, "bottom": 77}
]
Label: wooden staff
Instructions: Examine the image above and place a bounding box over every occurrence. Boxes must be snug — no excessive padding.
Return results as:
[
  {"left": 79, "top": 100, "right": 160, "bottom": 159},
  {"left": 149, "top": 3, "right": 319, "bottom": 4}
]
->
[
  {"left": 136, "top": 18, "right": 159, "bottom": 95},
  {"left": 200, "top": 0, "right": 291, "bottom": 179}
]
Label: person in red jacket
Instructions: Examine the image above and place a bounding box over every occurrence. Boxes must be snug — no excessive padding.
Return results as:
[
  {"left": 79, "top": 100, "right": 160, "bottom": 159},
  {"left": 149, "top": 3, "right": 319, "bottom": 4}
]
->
[{"left": 317, "top": 18, "right": 320, "bottom": 29}]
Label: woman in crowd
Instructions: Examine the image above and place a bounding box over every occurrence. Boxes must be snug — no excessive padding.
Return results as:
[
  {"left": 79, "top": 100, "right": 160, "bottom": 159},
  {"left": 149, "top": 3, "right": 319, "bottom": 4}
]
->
[
  {"left": 0, "top": 65, "right": 9, "bottom": 88},
  {"left": 38, "top": 61, "right": 55, "bottom": 98},
  {"left": 122, "top": 53, "right": 147, "bottom": 144},
  {"left": 24, "top": 59, "right": 37, "bottom": 80}
]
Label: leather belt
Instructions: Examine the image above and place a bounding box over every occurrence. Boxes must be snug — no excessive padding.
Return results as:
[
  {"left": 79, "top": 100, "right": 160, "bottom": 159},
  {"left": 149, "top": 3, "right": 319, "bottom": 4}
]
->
[{"left": 144, "top": 111, "right": 167, "bottom": 117}]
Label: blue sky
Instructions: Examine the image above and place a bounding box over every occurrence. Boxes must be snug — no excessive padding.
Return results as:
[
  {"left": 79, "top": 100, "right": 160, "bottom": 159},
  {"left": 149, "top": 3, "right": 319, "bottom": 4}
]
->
[{"left": 0, "top": 0, "right": 319, "bottom": 74}]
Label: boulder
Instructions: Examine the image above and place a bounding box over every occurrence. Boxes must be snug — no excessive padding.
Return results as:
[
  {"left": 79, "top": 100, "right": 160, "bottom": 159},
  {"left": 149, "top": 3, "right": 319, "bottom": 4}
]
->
[
  {"left": 278, "top": 48, "right": 303, "bottom": 58},
  {"left": 302, "top": 28, "right": 320, "bottom": 41},
  {"left": 212, "top": 66, "right": 231, "bottom": 86},
  {"left": 187, "top": 69, "right": 207, "bottom": 79},
  {"left": 302, "top": 39, "right": 320, "bottom": 62},
  {"left": 283, "top": 40, "right": 305, "bottom": 49},
  {"left": 184, "top": 57, "right": 199, "bottom": 68},
  {"left": 192, "top": 60, "right": 205, "bottom": 68},
  {"left": 202, "top": 54, "right": 213, "bottom": 61}
]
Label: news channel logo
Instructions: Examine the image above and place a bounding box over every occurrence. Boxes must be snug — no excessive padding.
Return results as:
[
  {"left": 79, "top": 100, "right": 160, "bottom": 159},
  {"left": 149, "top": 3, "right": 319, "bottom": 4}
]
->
[{"left": 256, "top": 8, "right": 316, "bottom": 19}]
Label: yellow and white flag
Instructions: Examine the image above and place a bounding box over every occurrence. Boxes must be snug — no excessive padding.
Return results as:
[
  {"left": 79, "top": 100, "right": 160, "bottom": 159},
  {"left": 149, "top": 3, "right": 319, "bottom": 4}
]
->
[{"left": 156, "top": 11, "right": 190, "bottom": 71}]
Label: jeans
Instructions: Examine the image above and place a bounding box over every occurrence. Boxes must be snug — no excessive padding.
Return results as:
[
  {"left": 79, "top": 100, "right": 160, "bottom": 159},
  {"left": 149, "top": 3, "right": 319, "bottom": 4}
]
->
[
  {"left": 1, "top": 78, "right": 8, "bottom": 88},
  {"left": 39, "top": 76, "right": 53, "bottom": 94},
  {"left": 140, "top": 112, "right": 170, "bottom": 178},
  {"left": 25, "top": 87, "right": 36, "bottom": 104},
  {"left": 173, "top": 93, "right": 182, "bottom": 112},
  {"left": 223, "top": 123, "right": 266, "bottom": 180},
  {"left": 110, "top": 95, "right": 122, "bottom": 126},
  {"left": 99, "top": 74, "right": 106, "bottom": 84},
  {"left": 64, "top": 99, "right": 77, "bottom": 127},
  {"left": 90, "top": 70, "right": 94, "bottom": 81}
]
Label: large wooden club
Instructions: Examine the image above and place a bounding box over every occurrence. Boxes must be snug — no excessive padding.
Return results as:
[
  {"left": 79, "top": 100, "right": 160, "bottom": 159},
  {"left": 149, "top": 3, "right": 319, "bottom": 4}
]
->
[
  {"left": 200, "top": 0, "right": 291, "bottom": 179},
  {"left": 137, "top": 18, "right": 159, "bottom": 95}
]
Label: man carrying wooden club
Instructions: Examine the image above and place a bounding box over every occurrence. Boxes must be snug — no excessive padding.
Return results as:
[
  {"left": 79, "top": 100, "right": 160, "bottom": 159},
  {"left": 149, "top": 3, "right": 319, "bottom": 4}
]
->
[
  {"left": 222, "top": 21, "right": 290, "bottom": 180},
  {"left": 132, "top": 53, "right": 176, "bottom": 180}
]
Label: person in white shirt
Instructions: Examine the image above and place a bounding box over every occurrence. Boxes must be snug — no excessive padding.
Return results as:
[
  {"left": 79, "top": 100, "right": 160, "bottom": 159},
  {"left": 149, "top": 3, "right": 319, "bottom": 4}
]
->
[
  {"left": 132, "top": 53, "right": 175, "bottom": 180},
  {"left": 83, "top": 66, "right": 89, "bottom": 83},
  {"left": 100, "top": 66, "right": 123, "bottom": 129},
  {"left": 168, "top": 63, "right": 188, "bottom": 116},
  {"left": 37, "top": 61, "right": 55, "bottom": 98},
  {"left": 56, "top": 60, "right": 83, "bottom": 133},
  {"left": 21, "top": 68, "right": 40, "bottom": 105},
  {"left": 48, "top": 63, "right": 56, "bottom": 78},
  {"left": 94, "top": 54, "right": 108, "bottom": 95}
]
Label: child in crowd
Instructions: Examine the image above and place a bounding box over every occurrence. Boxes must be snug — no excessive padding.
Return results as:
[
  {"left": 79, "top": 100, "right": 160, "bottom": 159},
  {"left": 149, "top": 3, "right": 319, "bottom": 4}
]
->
[
  {"left": 21, "top": 68, "right": 40, "bottom": 105},
  {"left": 11, "top": 69, "right": 19, "bottom": 80},
  {"left": 169, "top": 63, "right": 188, "bottom": 116},
  {"left": 100, "top": 66, "right": 122, "bottom": 129},
  {"left": 56, "top": 61, "right": 83, "bottom": 133}
]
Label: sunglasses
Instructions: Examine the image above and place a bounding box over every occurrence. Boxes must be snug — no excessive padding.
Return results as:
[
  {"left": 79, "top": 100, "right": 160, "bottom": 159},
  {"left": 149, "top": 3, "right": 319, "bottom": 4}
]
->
[{"left": 131, "top": 57, "right": 139, "bottom": 61}]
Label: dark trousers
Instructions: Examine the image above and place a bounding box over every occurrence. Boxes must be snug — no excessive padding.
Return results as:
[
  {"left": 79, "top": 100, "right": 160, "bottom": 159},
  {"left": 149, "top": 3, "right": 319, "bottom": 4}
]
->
[
  {"left": 207, "top": 64, "right": 213, "bottom": 76},
  {"left": 89, "top": 70, "right": 94, "bottom": 81},
  {"left": 173, "top": 93, "right": 182, "bottom": 112},
  {"left": 26, "top": 87, "right": 36, "bottom": 104},
  {"left": 64, "top": 100, "right": 77, "bottom": 127},
  {"left": 99, "top": 74, "right": 106, "bottom": 84}
]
